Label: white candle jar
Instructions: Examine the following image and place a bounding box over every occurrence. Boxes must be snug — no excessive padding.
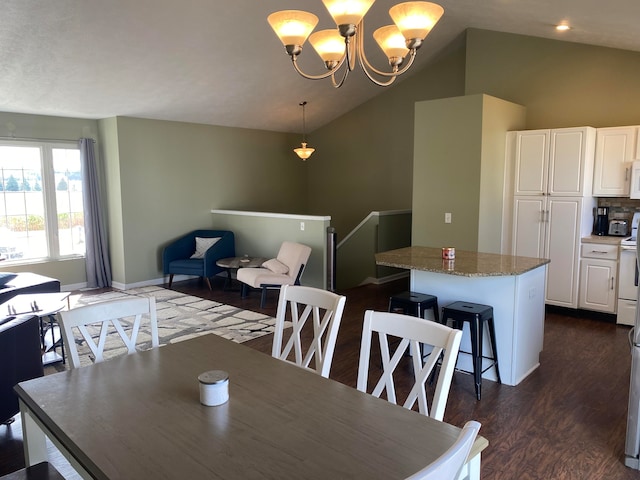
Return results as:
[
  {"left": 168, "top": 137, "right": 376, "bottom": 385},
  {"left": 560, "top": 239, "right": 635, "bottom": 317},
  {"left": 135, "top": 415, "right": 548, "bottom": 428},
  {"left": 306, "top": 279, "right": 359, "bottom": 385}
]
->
[{"left": 198, "top": 370, "right": 229, "bottom": 406}]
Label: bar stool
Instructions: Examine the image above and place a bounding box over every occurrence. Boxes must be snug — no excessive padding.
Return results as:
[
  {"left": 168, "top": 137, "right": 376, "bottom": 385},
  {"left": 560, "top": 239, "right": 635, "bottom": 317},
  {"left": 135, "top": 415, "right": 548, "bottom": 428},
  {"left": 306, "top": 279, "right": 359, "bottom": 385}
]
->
[
  {"left": 441, "top": 301, "right": 501, "bottom": 400},
  {"left": 389, "top": 291, "right": 439, "bottom": 360},
  {"left": 388, "top": 291, "right": 439, "bottom": 323}
]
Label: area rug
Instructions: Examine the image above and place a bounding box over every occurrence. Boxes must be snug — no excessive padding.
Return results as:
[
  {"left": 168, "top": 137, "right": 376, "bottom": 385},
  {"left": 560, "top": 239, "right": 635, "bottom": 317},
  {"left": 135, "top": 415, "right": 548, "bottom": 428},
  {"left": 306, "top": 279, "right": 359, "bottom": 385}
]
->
[{"left": 63, "top": 285, "right": 279, "bottom": 367}]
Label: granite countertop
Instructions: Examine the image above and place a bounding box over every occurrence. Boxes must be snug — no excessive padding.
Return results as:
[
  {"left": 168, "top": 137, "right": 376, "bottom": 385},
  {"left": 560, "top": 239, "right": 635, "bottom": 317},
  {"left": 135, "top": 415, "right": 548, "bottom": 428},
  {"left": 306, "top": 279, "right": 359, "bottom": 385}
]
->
[
  {"left": 581, "top": 235, "right": 624, "bottom": 245},
  {"left": 375, "top": 246, "right": 550, "bottom": 277}
]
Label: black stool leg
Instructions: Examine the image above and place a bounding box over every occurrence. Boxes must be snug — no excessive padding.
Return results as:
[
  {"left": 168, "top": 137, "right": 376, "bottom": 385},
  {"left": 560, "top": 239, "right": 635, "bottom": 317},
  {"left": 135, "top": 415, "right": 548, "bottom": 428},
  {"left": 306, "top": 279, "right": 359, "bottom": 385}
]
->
[
  {"left": 470, "top": 315, "right": 483, "bottom": 401},
  {"left": 487, "top": 316, "right": 501, "bottom": 384},
  {"left": 432, "top": 301, "right": 439, "bottom": 323}
]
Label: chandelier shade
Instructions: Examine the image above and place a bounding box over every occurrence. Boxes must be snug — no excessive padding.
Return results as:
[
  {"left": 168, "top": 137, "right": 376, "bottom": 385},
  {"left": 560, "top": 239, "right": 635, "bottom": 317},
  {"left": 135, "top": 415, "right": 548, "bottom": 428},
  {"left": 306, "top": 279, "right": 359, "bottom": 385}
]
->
[
  {"left": 267, "top": 10, "right": 319, "bottom": 50},
  {"left": 309, "top": 29, "right": 346, "bottom": 65},
  {"left": 268, "top": 1, "right": 445, "bottom": 88},
  {"left": 373, "top": 25, "right": 409, "bottom": 63},
  {"left": 321, "top": 0, "right": 376, "bottom": 28},
  {"left": 388, "top": 1, "right": 444, "bottom": 43}
]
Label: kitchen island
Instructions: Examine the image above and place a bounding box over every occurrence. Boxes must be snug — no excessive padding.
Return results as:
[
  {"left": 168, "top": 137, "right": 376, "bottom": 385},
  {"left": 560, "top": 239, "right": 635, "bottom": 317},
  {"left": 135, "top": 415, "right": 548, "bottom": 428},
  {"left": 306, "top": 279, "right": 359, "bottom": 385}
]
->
[{"left": 376, "top": 246, "right": 550, "bottom": 386}]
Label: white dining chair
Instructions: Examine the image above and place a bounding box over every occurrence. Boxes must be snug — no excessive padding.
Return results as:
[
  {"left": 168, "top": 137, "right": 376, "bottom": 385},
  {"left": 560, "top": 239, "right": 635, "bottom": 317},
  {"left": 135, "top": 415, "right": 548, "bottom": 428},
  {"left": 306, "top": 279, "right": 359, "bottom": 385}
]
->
[
  {"left": 57, "top": 296, "right": 159, "bottom": 368},
  {"left": 357, "top": 310, "right": 462, "bottom": 421},
  {"left": 272, "top": 284, "right": 346, "bottom": 378},
  {"left": 404, "top": 420, "right": 482, "bottom": 480}
]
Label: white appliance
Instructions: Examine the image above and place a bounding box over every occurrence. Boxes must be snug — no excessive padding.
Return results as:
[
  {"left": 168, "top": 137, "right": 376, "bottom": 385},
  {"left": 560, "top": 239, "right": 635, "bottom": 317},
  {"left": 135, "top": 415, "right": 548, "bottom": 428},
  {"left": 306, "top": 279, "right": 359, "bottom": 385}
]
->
[
  {"left": 618, "top": 213, "right": 640, "bottom": 326},
  {"left": 625, "top": 234, "right": 640, "bottom": 468}
]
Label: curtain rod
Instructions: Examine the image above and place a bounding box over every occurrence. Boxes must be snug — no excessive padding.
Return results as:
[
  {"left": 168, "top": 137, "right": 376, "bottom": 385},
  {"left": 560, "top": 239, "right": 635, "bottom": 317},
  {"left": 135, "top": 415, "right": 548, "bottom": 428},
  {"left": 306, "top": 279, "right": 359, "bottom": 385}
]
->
[{"left": 0, "top": 136, "right": 95, "bottom": 143}]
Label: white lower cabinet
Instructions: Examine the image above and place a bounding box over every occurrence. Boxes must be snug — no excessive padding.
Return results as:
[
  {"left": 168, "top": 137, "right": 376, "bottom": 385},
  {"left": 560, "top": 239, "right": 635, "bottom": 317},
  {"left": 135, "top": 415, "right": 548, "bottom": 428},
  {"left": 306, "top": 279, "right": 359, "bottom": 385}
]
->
[
  {"left": 513, "top": 196, "right": 592, "bottom": 308},
  {"left": 578, "top": 244, "right": 619, "bottom": 313}
]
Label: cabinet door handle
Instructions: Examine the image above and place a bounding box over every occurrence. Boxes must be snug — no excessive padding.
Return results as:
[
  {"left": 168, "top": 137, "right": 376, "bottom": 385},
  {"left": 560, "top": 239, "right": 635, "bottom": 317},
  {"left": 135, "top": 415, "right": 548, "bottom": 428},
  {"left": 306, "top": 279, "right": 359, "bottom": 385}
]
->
[
  {"left": 626, "top": 167, "right": 630, "bottom": 181},
  {"left": 590, "top": 250, "right": 609, "bottom": 255},
  {"left": 611, "top": 276, "right": 615, "bottom": 290}
]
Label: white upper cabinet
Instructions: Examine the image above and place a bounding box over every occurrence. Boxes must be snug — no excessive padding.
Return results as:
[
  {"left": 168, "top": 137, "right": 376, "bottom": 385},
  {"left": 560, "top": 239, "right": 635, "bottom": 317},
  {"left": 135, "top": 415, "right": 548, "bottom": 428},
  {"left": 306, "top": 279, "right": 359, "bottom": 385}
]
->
[
  {"left": 515, "top": 127, "right": 595, "bottom": 197},
  {"left": 514, "top": 130, "right": 549, "bottom": 195},
  {"left": 548, "top": 128, "right": 595, "bottom": 196},
  {"left": 593, "top": 126, "right": 637, "bottom": 196}
]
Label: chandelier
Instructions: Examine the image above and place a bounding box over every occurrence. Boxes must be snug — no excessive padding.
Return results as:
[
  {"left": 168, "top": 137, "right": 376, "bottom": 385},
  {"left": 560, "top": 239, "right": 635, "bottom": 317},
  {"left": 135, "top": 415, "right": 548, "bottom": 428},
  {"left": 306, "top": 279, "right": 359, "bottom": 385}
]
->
[
  {"left": 294, "top": 101, "right": 315, "bottom": 160},
  {"left": 267, "top": 1, "right": 444, "bottom": 88}
]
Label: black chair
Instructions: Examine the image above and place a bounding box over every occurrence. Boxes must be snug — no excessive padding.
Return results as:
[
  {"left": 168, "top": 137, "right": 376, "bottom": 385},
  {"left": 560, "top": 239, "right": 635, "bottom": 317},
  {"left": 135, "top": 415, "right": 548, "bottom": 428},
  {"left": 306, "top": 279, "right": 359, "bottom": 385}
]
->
[{"left": 0, "top": 315, "right": 43, "bottom": 425}]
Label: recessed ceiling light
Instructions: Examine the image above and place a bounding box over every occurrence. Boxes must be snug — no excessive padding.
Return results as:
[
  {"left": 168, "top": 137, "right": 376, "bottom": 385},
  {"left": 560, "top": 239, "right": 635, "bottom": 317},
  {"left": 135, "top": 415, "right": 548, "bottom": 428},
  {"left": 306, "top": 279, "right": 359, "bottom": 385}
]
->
[{"left": 556, "top": 23, "right": 571, "bottom": 31}]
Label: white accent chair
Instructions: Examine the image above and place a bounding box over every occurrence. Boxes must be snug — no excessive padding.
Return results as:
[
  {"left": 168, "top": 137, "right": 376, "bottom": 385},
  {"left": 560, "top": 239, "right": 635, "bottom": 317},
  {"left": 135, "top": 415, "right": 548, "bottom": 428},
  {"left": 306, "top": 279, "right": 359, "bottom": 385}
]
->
[
  {"left": 404, "top": 421, "right": 482, "bottom": 480},
  {"left": 357, "top": 310, "right": 462, "bottom": 421},
  {"left": 237, "top": 241, "right": 312, "bottom": 308},
  {"left": 272, "top": 284, "right": 346, "bottom": 378},
  {"left": 57, "top": 296, "right": 159, "bottom": 369}
]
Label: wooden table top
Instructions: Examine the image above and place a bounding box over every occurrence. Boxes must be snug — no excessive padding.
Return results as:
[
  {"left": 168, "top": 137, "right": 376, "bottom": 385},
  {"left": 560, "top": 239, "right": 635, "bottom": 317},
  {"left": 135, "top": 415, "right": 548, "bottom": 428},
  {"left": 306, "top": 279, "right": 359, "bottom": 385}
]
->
[{"left": 16, "top": 334, "right": 487, "bottom": 479}]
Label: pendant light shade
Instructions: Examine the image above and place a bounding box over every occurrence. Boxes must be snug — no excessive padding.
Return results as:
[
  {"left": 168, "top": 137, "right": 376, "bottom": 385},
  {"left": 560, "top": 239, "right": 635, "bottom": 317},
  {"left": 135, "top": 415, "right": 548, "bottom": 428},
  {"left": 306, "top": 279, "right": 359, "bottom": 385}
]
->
[{"left": 294, "top": 101, "right": 315, "bottom": 160}]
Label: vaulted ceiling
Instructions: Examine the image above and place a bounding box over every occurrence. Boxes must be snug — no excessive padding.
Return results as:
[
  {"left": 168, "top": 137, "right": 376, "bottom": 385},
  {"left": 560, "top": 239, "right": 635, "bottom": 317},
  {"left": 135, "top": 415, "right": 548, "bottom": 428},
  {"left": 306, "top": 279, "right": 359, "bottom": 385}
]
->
[{"left": 2, "top": 0, "right": 640, "bottom": 133}]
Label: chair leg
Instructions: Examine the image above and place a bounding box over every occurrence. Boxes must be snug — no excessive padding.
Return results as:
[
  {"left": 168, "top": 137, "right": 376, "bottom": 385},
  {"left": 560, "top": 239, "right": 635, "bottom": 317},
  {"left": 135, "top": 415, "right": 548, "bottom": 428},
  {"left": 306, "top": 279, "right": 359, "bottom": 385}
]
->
[
  {"left": 241, "top": 283, "right": 248, "bottom": 298},
  {"left": 168, "top": 274, "right": 174, "bottom": 288},
  {"left": 470, "top": 316, "right": 483, "bottom": 401},
  {"left": 204, "top": 277, "right": 212, "bottom": 291},
  {"left": 260, "top": 287, "right": 267, "bottom": 308}
]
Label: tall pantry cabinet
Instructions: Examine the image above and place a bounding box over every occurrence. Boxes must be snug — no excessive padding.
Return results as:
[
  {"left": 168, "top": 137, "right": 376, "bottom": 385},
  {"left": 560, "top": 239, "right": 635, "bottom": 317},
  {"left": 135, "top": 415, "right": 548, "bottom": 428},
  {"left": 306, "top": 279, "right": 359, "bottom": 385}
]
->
[{"left": 511, "top": 127, "right": 596, "bottom": 308}]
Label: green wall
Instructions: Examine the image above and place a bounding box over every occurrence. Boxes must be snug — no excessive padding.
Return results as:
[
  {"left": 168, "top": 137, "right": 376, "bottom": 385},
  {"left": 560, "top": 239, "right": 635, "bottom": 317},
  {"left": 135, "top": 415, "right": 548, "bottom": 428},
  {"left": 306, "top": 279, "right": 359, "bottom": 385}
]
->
[
  {"left": 306, "top": 35, "right": 467, "bottom": 239},
  {"left": 101, "top": 117, "right": 306, "bottom": 287},
  {"left": 412, "top": 95, "right": 483, "bottom": 249},
  {"left": 464, "top": 29, "right": 640, "bottom": 128}
]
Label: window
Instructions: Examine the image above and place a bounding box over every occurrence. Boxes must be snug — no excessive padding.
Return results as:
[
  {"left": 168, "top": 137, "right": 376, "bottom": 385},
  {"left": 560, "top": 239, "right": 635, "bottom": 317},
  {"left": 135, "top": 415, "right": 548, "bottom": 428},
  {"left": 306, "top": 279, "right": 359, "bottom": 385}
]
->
[{"left": 0, "top": 141, "right": 85, "bottom": 262}]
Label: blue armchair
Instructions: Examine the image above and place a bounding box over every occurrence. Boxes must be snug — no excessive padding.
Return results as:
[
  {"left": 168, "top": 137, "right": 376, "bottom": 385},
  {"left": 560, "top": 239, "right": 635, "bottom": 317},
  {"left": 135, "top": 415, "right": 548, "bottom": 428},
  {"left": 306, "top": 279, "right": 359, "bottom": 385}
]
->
[{"left": 162, "top": 230, "right": 235, "bottom": 290}]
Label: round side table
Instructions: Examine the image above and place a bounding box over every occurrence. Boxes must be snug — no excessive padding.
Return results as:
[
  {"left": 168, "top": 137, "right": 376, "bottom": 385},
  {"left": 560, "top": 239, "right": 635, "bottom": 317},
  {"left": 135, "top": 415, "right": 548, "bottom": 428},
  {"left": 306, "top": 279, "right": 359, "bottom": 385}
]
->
[{"left": 216, "top": 256, "right": 267, "bottom": 290}]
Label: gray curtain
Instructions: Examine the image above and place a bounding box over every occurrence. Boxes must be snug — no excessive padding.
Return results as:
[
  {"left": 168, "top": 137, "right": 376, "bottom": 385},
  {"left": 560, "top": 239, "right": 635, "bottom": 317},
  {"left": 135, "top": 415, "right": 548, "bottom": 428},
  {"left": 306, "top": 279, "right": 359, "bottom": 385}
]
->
[{"left": 79, "top": 138, "right": 112, "bottom": 288}]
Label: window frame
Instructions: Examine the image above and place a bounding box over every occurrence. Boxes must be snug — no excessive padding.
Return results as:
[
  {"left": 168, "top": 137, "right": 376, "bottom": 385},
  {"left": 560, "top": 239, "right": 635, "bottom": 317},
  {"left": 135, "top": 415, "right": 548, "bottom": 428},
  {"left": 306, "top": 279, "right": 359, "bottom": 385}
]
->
[{"left": 0, "top": 139, "right": 84, "bottom": 264}]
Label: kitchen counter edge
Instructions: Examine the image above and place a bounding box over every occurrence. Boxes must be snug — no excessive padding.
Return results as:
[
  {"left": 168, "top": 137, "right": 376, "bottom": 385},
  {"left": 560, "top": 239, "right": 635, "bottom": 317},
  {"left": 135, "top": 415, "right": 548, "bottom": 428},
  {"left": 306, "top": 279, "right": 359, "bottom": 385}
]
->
[{"left": 375, "top": 246, "right": 550, "bottom": 278}]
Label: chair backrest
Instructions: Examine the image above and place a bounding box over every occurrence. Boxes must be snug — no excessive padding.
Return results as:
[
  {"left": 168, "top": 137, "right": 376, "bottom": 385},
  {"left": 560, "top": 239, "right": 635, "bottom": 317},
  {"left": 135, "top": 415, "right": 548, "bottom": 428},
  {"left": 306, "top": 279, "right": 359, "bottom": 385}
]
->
[
  {"left": 272, "top": 284, "right": 346, "bottom": 378},
  {"left": 404, "top": 421, "right": 481, "bottom": 480},
  {"left": 276, "top": 241, "right": 312, "bottom": 283},
  {"left": 357, "top": 310, "right": 462, "bottom": 421},
  {"left": 57, "top": 296, "right": 159, "bottom": 369}
]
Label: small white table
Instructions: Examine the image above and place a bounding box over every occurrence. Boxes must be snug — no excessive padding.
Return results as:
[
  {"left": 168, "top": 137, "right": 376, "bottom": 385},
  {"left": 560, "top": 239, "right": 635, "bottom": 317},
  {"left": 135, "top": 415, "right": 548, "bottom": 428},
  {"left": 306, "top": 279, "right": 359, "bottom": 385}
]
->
[
  {"left": 1, "top": 292, "right": 70, "bottom": 365},
  {"left": 216, "top": 256, "right": 267, "bottom": 290}
]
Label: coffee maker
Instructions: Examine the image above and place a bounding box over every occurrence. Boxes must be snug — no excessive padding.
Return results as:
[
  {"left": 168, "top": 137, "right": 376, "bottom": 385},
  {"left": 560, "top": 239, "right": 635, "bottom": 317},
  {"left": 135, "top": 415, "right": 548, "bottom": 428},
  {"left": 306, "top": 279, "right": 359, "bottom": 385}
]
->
[{"left": 594, "top": 207, "right": 609, "bottom": 236}]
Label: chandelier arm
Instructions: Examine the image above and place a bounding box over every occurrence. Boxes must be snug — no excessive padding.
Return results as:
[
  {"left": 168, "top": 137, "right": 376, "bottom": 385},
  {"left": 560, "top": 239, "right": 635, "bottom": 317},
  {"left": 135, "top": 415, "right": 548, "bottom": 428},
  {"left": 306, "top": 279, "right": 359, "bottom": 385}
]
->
[
  {"left": 330, "top": 61, "right": 351, "bottom": 88},
  {"left": 291, "top": 55, "right": 347, "bottom": 81},
  {"left": 362, "top": 48, "right": 418, "bottom": 77}
]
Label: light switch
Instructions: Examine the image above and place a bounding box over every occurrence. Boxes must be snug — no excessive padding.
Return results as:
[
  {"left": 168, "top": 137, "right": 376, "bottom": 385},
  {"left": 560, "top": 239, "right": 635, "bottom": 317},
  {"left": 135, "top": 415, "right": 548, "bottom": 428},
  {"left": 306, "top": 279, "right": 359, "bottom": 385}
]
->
[
  {"left": 445, "top": 213, "right": 452, "bottom": 224},
  {"left": 300, "top": 221, "right": 305, "bottom": 231}
]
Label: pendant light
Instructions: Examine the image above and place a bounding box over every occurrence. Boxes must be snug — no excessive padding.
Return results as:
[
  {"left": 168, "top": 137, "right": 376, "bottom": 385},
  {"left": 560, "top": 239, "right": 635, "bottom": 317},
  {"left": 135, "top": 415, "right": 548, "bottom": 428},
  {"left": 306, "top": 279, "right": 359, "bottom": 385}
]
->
[{"left": 294, "top": 101, "right": 315, "bottom": 160}]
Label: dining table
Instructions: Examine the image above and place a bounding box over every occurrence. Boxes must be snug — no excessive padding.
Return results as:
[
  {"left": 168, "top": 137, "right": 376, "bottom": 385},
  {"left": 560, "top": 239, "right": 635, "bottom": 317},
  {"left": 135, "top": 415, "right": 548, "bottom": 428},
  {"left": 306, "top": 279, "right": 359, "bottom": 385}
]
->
[{"left": 16, "top": 333, "right": 488, "bottom": 479}]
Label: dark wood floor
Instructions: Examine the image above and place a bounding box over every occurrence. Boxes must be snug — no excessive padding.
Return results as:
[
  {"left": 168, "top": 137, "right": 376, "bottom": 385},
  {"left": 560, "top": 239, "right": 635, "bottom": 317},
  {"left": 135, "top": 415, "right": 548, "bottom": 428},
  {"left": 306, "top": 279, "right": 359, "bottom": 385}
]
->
[{"left": 2, "top": 275, "right": 640, "bottom": 479}]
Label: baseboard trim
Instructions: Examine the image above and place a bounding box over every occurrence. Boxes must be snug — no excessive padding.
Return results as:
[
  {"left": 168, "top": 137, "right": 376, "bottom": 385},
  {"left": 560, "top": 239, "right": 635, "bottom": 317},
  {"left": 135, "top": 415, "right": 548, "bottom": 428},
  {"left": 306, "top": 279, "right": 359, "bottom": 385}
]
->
[{"left": 360, "top": 271, "right": 409, "bottom": 286}]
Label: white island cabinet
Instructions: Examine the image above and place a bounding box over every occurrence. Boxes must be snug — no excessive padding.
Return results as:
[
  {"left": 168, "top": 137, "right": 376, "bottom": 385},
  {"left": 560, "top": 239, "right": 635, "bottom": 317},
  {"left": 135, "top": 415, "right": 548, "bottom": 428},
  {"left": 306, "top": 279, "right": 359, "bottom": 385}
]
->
[{"left": 376, "top": 247, "right": 549, "bottom": 387}]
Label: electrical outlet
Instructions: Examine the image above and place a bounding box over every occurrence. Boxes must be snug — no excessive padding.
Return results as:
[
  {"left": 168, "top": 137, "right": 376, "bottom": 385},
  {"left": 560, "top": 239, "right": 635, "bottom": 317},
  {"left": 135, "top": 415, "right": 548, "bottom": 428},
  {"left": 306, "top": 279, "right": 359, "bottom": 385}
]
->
[
  {"left": 445, "top": 213, "right": 452, "bottom": 224},
  {"left": 300, "top": 221, "right": 305, "bottom": 231}
]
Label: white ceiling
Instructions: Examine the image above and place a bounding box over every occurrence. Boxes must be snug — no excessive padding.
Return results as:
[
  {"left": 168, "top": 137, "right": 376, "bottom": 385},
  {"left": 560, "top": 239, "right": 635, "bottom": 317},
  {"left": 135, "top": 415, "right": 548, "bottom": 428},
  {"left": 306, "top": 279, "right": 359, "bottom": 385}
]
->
[{"left": 2, "top": 0, "right": 640, "bottom": 134}]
